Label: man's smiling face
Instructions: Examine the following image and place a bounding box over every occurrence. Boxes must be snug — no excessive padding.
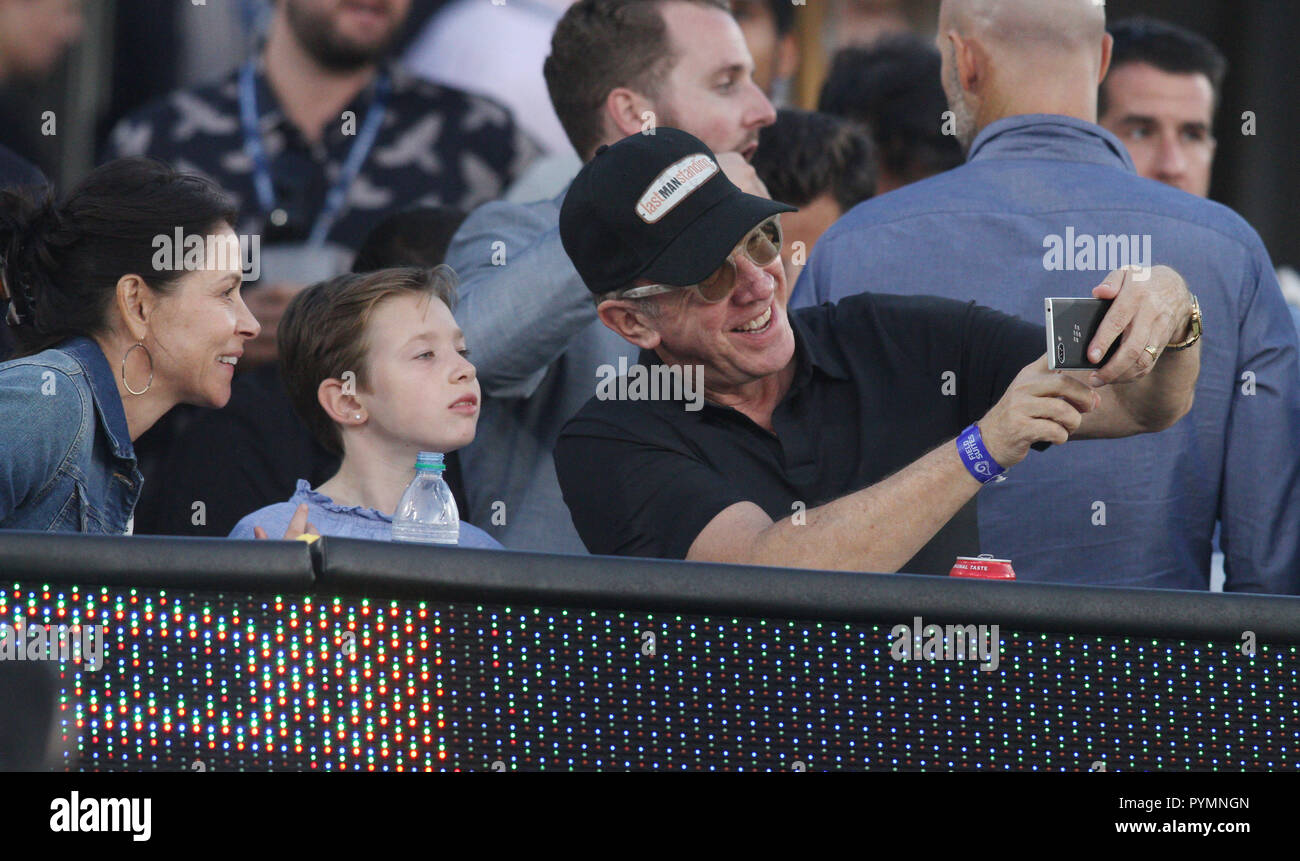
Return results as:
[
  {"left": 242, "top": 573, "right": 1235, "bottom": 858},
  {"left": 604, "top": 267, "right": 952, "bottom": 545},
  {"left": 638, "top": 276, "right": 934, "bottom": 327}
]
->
[{"left": 640, "top": 226, "right": 796, "bottom": 395}]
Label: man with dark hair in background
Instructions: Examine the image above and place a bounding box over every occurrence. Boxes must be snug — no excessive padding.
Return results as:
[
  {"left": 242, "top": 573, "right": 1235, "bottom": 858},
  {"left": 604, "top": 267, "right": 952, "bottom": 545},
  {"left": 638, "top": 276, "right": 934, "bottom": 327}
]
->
[
  {"left": 443, "top": 0, "right": 776, "bottom": 553},
  {"left": 105, "top": 0, "right": 538, "bottom": 368},
  {"left": 796, "top": 0, "right": 1300, "bottom": 594},
  {"left": 1098, "top": 16, "right": 1226, "bottom": 199},
  {"left": 818, "top": 35, "right": 963, "bottom": 193},
  {"left": 479, "top": 0, "right": 800, "bottom": 207},
  {"left": 751, "top": 108, "right": 875, "bottom": 286}
]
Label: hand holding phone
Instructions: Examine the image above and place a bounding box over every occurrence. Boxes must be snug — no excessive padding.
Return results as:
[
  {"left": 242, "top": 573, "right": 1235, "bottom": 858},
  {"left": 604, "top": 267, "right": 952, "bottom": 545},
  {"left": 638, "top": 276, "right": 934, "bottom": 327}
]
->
[{"left": 1045, "top": 297, "right": 1120, "bottom": 370}]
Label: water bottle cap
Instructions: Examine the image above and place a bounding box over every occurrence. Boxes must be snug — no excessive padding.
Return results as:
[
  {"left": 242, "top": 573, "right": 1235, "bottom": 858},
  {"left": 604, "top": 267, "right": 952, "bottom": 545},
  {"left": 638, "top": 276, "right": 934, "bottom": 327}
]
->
[{"left": 415, "top": 451, "right": 445, "bottom": 471}]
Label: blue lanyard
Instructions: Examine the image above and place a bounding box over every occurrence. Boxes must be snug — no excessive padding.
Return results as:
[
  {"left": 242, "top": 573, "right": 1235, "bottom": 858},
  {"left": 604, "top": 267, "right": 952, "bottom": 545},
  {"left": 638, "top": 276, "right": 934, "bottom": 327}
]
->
[
  {"left": 238, "top": 0, "right": 268, "bottom": 34},
  {"left": 238, "top": 60, "right": 390, "bottom": 247}
]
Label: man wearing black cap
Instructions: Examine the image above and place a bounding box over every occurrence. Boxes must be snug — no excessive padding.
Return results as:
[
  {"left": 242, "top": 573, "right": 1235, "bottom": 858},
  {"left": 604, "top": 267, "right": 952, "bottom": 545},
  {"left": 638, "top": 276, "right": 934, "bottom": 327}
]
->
[
  {"left": 442, "top": 0, "right": 776, "bottom": 554},
  {"left": 554, "top": 129, "right": 1200, "bottom": 574}
]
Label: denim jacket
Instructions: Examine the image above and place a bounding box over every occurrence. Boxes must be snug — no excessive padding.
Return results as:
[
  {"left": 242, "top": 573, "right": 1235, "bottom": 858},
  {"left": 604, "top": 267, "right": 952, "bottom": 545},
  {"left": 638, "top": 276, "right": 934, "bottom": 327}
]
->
[{"left": 0, "top": 336, "right": 142, "bottom": 533}]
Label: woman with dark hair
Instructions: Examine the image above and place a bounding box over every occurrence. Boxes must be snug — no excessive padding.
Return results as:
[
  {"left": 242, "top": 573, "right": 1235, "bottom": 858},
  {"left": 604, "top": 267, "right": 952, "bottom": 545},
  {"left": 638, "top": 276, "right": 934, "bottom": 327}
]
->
[{"left": 0, "top": 157, "right": 260, "bottom": 533}]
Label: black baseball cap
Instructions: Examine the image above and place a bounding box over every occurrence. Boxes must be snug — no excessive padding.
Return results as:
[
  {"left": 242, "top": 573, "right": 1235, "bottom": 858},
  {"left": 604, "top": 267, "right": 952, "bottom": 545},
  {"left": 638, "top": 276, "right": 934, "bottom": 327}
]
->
[{"left": 559, "top": 128, "right": 795, "bottom": 297}]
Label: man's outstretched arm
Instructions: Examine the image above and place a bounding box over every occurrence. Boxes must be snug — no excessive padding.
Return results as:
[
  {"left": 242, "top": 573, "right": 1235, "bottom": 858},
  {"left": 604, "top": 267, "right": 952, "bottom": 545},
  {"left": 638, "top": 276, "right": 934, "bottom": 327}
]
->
[{"left": 687, "top": 357, "right": 1099, "bottom": 572}]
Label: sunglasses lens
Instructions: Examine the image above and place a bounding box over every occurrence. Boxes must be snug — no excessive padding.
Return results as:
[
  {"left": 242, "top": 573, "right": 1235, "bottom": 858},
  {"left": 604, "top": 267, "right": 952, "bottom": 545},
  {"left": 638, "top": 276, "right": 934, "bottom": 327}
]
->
[
  {"left": 697, "top": 262, "right": 735, "bottom": 302},
  {"left": 746, "top": 218, "right": 781, "bottom": 266},
  {"left": 689, "top": 219, "right": 782, "bottom": 303}
]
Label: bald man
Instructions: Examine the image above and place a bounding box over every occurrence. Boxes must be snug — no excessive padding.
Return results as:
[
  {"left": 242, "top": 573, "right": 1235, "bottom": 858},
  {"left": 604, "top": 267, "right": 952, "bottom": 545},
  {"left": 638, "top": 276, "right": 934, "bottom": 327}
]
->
[{"left": 793, "top": 0, "right": 1300, "bottom": 594}]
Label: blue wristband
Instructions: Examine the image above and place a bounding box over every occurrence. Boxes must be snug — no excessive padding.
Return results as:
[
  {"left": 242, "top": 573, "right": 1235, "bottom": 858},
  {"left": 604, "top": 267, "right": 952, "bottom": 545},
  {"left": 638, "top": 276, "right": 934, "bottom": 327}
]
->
[{"left": 956, "top": 423, "right": 1006, "bottom": 484}]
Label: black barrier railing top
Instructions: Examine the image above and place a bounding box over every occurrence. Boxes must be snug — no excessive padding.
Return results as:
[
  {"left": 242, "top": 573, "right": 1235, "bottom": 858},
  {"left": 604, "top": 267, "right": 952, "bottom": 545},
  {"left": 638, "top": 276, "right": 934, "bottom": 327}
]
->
[
  {"left": 2, "top": 530, "right": 1299, "bottom": 643},
  {"left": 0, "top": 531, "right": 314, "bottom": 591}
]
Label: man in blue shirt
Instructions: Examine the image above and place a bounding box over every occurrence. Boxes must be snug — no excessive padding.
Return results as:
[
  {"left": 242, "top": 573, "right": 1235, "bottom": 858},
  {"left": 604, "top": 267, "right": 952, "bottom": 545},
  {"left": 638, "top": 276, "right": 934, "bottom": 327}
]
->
[{"left": 794, "top": 0, "right": 1300, "bottom": 593}]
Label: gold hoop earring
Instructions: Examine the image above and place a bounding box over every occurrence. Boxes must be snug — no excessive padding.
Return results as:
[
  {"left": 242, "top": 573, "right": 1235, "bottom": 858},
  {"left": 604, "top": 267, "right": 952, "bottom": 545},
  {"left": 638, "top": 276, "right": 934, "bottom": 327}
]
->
[{"left": 122, "top": 341, "right": 154, "bottom": 396}]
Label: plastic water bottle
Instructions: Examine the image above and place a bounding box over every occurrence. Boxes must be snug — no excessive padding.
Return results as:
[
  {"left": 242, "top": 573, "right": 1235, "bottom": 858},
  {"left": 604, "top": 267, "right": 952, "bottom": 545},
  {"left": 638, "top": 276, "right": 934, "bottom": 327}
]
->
[{"left": 391, "top": 452, "right": 459, "bottom": 545}]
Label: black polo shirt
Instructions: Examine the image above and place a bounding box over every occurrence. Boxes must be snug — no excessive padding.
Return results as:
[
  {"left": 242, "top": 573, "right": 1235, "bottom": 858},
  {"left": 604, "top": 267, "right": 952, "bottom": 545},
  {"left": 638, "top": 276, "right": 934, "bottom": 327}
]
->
[{"left": 554, "top": 292, "right": 1045, "bottom": 574}]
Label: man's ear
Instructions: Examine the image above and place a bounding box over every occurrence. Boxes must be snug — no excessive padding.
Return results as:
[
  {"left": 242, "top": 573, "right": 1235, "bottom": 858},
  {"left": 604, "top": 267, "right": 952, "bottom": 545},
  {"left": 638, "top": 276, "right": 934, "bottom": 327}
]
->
[
  {"left": 596, "top": 300, "right": 663, "bottom": 350},
  {"left": 1098, "top": 32, "right": 1113, "bottom": 83},
  {"left": 605, "top": 87, "right": 656, "bottom": 140},
  {"left": 950, "top": 31, "right": 985, "bottom": 96},
  {"left": 317, "top": 377, "right": 366, "bottom": 428},
  {"left": 114, "top": 274, "right": 156, "bottom": 342}
]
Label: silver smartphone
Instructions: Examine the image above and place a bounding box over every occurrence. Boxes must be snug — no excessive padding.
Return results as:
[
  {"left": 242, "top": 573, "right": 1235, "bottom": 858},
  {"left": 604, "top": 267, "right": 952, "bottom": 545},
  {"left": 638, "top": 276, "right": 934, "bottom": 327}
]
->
[{"left": 1045, "top": 297, "right": 1118, "bottom": 370}]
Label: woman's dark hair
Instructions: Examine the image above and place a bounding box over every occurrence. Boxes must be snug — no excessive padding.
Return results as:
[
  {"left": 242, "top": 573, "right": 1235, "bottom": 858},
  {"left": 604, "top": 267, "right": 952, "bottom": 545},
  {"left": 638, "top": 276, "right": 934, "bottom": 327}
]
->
[{"left": 0, "top": 157, "right": 237, "bottom": 356}]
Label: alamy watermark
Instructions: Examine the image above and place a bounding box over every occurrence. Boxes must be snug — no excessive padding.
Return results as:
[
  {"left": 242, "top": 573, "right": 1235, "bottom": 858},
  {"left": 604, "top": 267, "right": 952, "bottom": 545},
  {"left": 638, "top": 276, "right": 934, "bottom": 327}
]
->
[
  {"left": 1042, "top": 227, "right": 1151, "bottom": 281},
  {"left": 596, "top": 358, "right": 704, "bottom": 411},
  {"left": 0, "top": 622, "right": 104, "bottom": 671},
  {"left": 889, "top": 616, "right": 1000, "bottom": 672},
  {"left": 50, "top": 791, "right": 150, "bottom": 842},
  {"left": 152, "top": 229, "right": 261, "bottom": 280}
]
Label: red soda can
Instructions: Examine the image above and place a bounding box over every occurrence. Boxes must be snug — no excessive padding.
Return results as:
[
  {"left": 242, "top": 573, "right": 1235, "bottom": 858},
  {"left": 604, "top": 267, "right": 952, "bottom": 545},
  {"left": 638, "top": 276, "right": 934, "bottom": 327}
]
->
[{"left": 949, "top": 554, "right": 1016, "bottom": 580}]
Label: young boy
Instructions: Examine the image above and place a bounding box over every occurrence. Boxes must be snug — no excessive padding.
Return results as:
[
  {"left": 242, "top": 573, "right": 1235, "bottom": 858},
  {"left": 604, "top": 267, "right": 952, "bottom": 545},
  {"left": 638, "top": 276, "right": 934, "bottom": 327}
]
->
[{"left": 229, "top": 266, "right": 500, "bottom": 547}]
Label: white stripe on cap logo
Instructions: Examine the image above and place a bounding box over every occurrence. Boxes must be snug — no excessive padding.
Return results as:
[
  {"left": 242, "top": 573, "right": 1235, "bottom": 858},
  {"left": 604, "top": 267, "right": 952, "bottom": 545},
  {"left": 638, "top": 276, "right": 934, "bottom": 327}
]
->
[{"left": 636, "top": 154, "right": 719, "bottom": 223}]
